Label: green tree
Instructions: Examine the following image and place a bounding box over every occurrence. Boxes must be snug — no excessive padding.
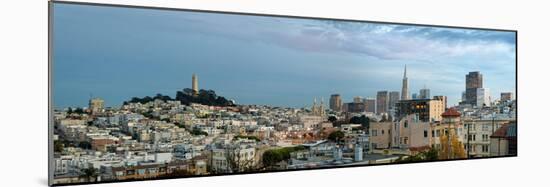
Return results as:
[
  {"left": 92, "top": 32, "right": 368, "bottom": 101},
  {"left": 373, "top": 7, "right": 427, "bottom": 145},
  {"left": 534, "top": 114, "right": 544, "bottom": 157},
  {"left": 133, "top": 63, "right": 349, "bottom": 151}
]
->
[
  {"left": 261, "top": 146, "right": 306, "bottom": 169},
  {"left": 328, "top": 131, "right": 345, "bottom": 143},
  {"left": 79, "top": 167, "right": 98, "bottom": 182},
  {"left": 74, "top": 107, "right": 85, "bottom": 114},
  {"left": 349, "top": 115, "right": 370, "bottom": 129},
  {"left": 423, "top": 147, "right": 439, "bottom": 160},
  {"left": 328, "top": 116, "right": 337, "bottom": 122},
  {"left": 78, "top": 141, "right": 92, "bottom": 150},
  {"left": 54, "top": 140, "right": 64, "bottom": 152}
]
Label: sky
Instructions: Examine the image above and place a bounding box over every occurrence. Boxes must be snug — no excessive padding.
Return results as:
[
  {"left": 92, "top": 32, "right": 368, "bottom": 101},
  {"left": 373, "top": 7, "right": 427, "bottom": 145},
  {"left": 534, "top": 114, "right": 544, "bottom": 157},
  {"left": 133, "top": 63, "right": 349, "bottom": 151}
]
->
[{"left": 52, "top": 3, "right": 516, "bottom": 109}]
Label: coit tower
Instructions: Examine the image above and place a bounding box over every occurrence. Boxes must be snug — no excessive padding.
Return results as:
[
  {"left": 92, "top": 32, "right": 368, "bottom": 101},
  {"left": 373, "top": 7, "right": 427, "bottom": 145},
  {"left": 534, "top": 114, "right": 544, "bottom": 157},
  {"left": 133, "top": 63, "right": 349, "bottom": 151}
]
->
[{"left": 192, "top": 73, "right": 199, "bottom": 95}]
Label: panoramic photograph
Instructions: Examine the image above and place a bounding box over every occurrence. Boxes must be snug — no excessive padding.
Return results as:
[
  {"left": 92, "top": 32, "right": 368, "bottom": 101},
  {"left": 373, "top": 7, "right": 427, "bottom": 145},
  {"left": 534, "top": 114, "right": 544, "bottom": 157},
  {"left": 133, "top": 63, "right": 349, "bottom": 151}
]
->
[{"left": 51, "top": 2, "right": 517, "bottom": 185}]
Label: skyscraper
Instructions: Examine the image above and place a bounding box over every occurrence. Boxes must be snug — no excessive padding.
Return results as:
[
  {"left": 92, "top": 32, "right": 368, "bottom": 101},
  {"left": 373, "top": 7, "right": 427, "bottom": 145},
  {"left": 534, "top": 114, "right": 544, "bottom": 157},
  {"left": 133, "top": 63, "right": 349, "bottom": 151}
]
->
[
  {"left": 329, "top": 94, "right": 343, "bottom": 112},
  {"left": 389, "top": 91, "right": 400, "bottom": 110},
  {"left": 192, "top": 73, "right": 199, "bottom": 95},
  {"left": 364, "top": 98, "right": 376, "bottom": 113},
  {"left": 377, "top": 91, "right": 389, "bottom": 114},
  {"left": 476, "top": 88, "right": 491, "bottom": 107},
  {"left": 353, "top": 96, "right": 364, "bottom": 103},
  {"left": 419, "top": 85, "right": 430, "bottom": 99},
  {"left": 465, "top": 71, "right": 483, "bottom": 106},
  {"left": 501, "top": 92, "right": 513, "bottom": 102},
  {"left": 401, "top": 65, "right": 409, "bottom": 100}
]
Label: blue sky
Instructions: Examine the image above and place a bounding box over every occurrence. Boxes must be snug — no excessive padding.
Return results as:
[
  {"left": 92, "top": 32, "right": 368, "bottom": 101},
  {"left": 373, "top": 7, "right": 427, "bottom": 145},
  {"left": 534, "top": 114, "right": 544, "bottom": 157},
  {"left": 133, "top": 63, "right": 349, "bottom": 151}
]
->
[{"left": 53, "top": 3, "right": 516, "bottom": 108}]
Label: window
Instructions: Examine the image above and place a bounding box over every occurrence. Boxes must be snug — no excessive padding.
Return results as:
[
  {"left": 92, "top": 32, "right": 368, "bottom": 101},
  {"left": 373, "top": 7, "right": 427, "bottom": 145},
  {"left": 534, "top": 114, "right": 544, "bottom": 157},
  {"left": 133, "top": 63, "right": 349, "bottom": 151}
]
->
[
  {"left": 468, "top": 134, "right": 476, "bottom": 141},
  {"left": 431, "top": 130, "right": 435, "bottom": 137},
  {"left": 482, "top": 124, "right": 489, "bottom": 131},
  {"left": 482, "top": 134, "right": 489, "bottom": 142},
  {"left": 482, "top": 145, "right": 489, "bottom": 152},
  {"left": 137, "top": 169, "right": 146, "bottom": 175},
  {"left": 381, "top": 130, "right": 385, "bottom": 135},
  {"left": 404, "top": 121, "right": 408, "bottom": 128},
  {"left": 372, "top": 130, "right": 377, "bottom": 136},
  {"left": 424, "top": 130, "right": 428, "bottom": 138}
]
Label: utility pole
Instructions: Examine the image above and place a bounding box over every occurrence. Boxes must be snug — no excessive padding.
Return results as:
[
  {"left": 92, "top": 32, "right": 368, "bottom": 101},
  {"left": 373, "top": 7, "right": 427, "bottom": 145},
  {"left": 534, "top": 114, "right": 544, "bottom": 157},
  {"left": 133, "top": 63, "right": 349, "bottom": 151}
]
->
[
  {"left": 467, "top": 121, "right": 470, "bottom": 158},
  {"left": 447, "top": 122, "right": 451, "bottom": 159}
]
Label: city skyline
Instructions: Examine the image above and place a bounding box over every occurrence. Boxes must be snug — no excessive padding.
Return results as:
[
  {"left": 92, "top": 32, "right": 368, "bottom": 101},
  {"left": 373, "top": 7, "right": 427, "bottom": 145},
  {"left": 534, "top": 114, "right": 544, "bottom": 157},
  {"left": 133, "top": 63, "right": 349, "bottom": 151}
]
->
[
  {"left": 53, "top": 3, "right": 516, "bottom": 108},
  {"left": 50, "top": 3, "right": 517, "bottom": 185}
]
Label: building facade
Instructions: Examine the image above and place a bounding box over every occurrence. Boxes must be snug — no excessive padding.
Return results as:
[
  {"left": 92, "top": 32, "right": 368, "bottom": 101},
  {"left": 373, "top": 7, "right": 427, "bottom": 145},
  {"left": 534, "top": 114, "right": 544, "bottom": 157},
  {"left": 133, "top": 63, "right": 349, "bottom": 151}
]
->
[
  {"left": 329, "top": 94, "right": 342, "bottom": 112},
  {"left": 395, "top": 99, "right": 445, "bottom": 122},
  {"left": 476, "top": 88, "right": 491, "bottom": 107},
  {"left": 365, "top": 98, "right": 376, "bottom": 113},
  {"left": 500, "top": 92, "right": 513, "bottom": 102},
  {"left": 465, "top": 71, "right": 483, "bottom": 106},
  {"left": 89, "top": 98, "right": 104, "bottom": 115},
  {"left": 376, "top": 91, "right": 389, "bottom": 115},
  {"left": 419, "top": 87, "right": 430, "bottom": 99}
]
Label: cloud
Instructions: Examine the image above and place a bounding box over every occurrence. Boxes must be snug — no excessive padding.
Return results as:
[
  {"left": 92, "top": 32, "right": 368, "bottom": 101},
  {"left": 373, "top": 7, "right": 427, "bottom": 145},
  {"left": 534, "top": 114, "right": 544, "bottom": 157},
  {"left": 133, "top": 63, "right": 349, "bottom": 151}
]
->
[
  {"left": 152, "top": 11, "right": 515, "bottom": 64},
  {"left": 255, "top": 21, "right": 516, "bottom": 62}
]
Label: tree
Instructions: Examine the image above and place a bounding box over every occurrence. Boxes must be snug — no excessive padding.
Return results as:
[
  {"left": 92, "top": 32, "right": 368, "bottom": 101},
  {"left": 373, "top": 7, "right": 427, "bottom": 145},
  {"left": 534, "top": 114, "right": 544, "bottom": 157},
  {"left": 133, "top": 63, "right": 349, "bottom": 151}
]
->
[
  {"left": 74, "top": 107, "right": 85, "bottom": 114},
  {"left": 396, "top": 148, "right": 439, "bottom": 163},
  {"left": 328, "top": 116, "right": 337, "bottom": 122},
  {"left": 261, "top": 146, "right": 305, "bottom": 170},
  {"left": 349, "top": 115, "right": 370, "bottom": 129},
  {"left": 262, "top": 150, "right": 283, "bottom": 169},
  {"left": 79, "top": 167, "right": 98, "bottom": 182},
  {"left": 190, "top": 128, "right": 208, "bottom": 136},
  {"left": 161, "top": 169, "right": 192, "bottom": 178},
  {"left": 423, "top": 147, "right": 439, "bottom": 160},
  {"left": 67, "top": 107, "right": 73, "bottom": 114},
  {"left": 327, "top": 131, "right": 345, "bottom": 143},
  {"left": 78, "top": 141, "right": 92, "bottom": 150},
  {"left": 234, "top": 135, "right": 260, "bottom": 142},
  {"left": 439, "top": 132, "right": 466, "bottom": 160},
  {"left": 54, "top": 140, "right": 64, "bottom": 152}
]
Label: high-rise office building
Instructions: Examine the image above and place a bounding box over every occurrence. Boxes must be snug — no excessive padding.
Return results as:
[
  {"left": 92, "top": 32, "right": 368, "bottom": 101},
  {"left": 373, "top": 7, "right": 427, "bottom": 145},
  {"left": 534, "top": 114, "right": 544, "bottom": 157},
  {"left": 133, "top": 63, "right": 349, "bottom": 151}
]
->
[
  {"left": 412, "top": 93, "right": 418, "bottom": 99},
  {"left": 476, "top": 88, "right": 491, "bottom": 107},
  {"left": 377, "top": 91, "right": 389, "bottom": 114},
  {"left": 192, "top": 73, "right": 199, "bottom": 95},
  {"left": 353, "top": 96, "right": 364, "bottom": 103},
  {"left": 389, "top": 91, "right": 400, "bottom": 110},
  {"left": 401, "top": 65, "right": 410, "bottom": 100},
  {"left": 330, "top": 94, "right": 343, "bottom": 112},
  {"left": 501, "top": 92, "right": 513, "bottom": 102},
  {"left": 465, "top": 71, "right": 483, "bottom": 106},
  {"left": 419, "top": 86, "right": 430, "bottom": 99},
  {"left": 365, "top": 98, "right": 376, "bottom": 113}
]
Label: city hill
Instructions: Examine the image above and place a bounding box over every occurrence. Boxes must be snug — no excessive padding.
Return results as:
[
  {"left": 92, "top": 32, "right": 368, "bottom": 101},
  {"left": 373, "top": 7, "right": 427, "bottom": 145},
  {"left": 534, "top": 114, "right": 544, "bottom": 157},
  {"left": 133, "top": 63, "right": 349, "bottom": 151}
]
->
[{"left": 123, "top": 88, "right": 235, "bottom": 107}]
